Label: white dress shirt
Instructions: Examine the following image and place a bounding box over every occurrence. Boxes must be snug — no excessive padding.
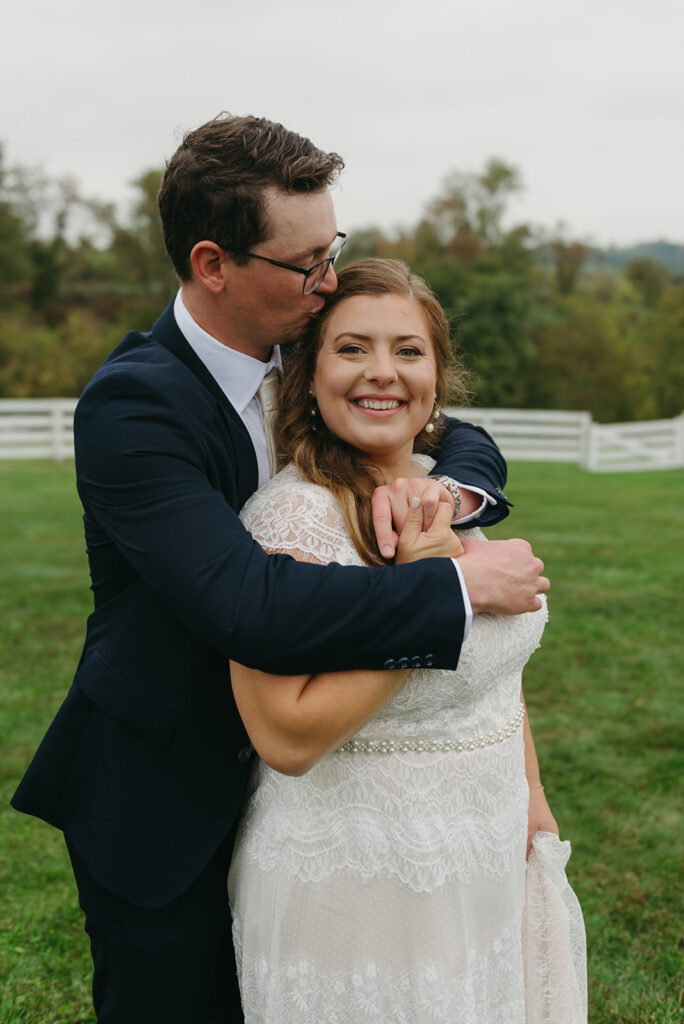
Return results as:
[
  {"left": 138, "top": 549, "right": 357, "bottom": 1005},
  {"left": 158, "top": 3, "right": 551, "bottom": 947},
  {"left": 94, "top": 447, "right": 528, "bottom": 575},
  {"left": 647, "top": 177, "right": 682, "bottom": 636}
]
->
[
  {"left": 174, "top": 291, "right": 281, "bottom": 488},
  {"left": 173, "top": 290, "right": 473, "bottom": 636}
]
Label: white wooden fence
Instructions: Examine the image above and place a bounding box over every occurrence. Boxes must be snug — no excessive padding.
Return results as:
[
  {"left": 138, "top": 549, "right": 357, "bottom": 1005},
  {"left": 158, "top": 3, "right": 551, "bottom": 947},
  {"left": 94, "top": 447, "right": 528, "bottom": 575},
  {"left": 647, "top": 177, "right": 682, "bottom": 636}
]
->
[
  {"left": 446, "top": 408, "right": 594, "bottom": 465},
  {"left": 1, "top": 398, "right": 683, "bottom": 473},
  {"left": 0, "top": 399, "right": 77, "bottom": 461},
  {"left": 446, "top": 407, "right": 684, "bottom": 472}
]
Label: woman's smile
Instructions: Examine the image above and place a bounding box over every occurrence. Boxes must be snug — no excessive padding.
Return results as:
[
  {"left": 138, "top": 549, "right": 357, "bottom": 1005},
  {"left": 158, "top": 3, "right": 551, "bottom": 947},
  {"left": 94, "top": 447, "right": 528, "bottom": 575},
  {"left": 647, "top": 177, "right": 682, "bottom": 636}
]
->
[{"left": 350, "top": 395, "right": 407, "bottom": 414}]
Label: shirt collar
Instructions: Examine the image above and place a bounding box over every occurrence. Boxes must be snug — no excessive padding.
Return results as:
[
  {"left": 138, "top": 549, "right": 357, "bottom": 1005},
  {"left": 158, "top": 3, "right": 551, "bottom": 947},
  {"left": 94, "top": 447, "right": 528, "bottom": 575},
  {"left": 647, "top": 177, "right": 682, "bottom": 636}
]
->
[{"left": 173, "top": 291, "right": 282, "bottom": 415}]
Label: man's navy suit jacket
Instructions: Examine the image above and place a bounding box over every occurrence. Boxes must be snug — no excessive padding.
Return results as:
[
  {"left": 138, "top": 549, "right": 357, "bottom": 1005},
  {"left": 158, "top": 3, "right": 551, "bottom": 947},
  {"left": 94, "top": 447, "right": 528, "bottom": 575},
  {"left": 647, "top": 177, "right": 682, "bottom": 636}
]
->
[{"left": 12, "top": 300, "right": 510, "bottom": 908}]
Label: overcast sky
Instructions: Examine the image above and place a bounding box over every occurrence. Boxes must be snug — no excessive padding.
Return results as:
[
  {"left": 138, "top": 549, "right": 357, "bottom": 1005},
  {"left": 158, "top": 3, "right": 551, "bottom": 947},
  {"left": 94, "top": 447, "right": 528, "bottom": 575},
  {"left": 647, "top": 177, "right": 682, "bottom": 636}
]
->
[{"left": 2, "top": 0, "right": 683, "bottom": 247}]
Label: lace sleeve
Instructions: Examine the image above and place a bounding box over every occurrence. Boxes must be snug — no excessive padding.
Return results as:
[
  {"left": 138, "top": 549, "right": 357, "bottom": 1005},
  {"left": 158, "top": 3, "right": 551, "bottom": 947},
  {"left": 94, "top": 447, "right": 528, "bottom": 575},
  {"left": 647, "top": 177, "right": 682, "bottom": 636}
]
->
[{"left": 239, "top": 464, "right": 363, "bottom": 567}]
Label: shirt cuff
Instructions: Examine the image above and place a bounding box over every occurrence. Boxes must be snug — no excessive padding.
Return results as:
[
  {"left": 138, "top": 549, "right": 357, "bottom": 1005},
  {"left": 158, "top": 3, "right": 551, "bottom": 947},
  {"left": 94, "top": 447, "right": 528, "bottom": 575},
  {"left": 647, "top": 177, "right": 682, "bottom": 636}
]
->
[
  {"left": 451, "top": 558, "right": 473, "bottom": 640},
  {"left": 452, "top": 482, "right": 497, "bottom": 525}
]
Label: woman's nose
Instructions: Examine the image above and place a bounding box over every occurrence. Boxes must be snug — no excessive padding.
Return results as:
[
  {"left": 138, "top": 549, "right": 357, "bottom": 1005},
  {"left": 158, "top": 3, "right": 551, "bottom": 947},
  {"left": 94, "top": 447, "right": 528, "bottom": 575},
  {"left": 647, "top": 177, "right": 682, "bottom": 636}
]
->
[{"left": 364, "top": 354, "right": 397, "bottom": 384}]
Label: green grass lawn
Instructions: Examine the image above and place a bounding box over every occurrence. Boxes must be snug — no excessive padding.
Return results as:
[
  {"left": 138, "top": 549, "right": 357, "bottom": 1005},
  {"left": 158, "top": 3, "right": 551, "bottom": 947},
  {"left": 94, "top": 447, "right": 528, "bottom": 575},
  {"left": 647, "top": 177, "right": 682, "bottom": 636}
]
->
[{"left": 1, "top": 459, "right": 682, "bottom": 1023}]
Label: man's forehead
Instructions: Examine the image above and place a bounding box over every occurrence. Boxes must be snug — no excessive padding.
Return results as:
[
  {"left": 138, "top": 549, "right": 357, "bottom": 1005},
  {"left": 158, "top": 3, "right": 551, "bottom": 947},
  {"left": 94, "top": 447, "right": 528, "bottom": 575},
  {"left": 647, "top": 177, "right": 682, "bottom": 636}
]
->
[{"left": 262, "top": 186, "right": 337, "bottom": 255}]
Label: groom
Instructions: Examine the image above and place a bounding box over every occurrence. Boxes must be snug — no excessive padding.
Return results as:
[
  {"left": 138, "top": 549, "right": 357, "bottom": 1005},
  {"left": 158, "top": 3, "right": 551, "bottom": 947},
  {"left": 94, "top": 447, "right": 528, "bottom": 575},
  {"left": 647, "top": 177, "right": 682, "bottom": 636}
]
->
[{"left": 12, "top": 114, "right": 548, "bottom": 1023}]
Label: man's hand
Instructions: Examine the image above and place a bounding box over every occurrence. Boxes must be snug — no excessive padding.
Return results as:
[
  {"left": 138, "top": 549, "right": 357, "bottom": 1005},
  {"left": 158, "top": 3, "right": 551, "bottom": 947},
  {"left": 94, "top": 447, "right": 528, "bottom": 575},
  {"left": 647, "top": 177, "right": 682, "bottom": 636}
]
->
[
  {"left": 395, "top": 499, "right": 464, "bottom": 564},
  {"left": 458, "top": 536, "right": 549, "bottom": 615},
  {"left": 372, "top": 478, "right": 455, "bottom": 559}
]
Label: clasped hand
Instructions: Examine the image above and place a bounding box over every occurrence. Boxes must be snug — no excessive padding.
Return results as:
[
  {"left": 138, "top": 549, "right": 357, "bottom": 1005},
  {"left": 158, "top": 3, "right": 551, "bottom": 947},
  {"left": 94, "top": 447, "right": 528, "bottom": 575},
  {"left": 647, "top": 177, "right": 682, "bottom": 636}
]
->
[
  {"left": 371, "top": 476, "right": 456, "bottom": 559},
  {"left": 395, "top": 499, "right": 464, "bottom": 564},
  {"left": 372, "top": 477, "right": 549, "bottom": 615}
]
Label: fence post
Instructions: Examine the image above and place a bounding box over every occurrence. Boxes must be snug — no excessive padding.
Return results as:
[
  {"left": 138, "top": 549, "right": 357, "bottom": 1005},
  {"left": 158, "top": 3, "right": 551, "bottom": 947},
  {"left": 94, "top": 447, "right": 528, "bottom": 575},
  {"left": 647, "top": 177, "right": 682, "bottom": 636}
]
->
[
  {"left": 579, "top": 413, "right": 594, "bottom": 469},
  {"left": 676, "top": 412, "right": 684, "bottom": 468},
  {"left": 584, "top": 420, "right": 599, "bottom": 471},
  {"left": 52, "top": 404, "right": 65, "bottom": 463}
]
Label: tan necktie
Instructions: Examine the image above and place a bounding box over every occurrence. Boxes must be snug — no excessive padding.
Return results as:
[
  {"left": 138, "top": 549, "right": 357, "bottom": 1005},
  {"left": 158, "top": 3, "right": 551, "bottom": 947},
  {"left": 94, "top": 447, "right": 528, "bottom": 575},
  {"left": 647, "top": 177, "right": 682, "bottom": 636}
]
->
[{"left": 257, "top": 367, "right": 281, "bottom": 476}]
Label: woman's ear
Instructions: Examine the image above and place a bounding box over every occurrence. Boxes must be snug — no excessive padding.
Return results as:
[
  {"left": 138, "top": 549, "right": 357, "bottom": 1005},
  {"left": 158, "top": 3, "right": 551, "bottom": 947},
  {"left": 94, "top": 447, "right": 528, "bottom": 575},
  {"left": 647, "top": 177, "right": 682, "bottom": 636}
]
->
[{"left": 189, "top": 241, "right": 227, "bottom": 295}]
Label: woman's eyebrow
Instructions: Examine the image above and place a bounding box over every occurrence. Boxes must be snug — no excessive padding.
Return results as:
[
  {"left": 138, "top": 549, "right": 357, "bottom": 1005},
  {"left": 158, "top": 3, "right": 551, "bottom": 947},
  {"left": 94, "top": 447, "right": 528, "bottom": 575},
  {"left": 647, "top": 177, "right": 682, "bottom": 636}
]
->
[
  {"left": 332, "top": 332, "right": 371, "bottom": 343},
  {"left": 331, "top": 332, "right": 427, "bottom": 343}
]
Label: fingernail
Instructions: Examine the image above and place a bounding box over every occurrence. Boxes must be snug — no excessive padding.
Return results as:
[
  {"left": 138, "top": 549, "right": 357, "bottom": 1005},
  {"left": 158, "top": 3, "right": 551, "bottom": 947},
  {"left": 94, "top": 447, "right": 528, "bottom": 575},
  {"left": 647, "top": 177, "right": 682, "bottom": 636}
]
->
[
  {"left": 382, "top": 545, "right": 394, "bottom": 557},
  {"left": 411, "top": 497, "right": 420, "bottom": 509}
]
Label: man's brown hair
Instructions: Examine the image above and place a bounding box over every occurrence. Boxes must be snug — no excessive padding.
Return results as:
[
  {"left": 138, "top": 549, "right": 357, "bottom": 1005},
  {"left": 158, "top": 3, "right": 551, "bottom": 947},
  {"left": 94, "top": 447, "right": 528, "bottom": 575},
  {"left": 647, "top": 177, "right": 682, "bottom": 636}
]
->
[{"left": 158, "top": 113, "right": 345, "bottom": 281}]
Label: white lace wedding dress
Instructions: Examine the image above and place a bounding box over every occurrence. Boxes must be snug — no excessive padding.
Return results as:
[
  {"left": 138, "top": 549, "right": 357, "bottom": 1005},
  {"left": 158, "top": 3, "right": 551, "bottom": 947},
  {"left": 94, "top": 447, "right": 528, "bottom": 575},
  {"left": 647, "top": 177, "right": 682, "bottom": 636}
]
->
[{"left": 228, "top": 461, "right": 583, "bottom": 1024}]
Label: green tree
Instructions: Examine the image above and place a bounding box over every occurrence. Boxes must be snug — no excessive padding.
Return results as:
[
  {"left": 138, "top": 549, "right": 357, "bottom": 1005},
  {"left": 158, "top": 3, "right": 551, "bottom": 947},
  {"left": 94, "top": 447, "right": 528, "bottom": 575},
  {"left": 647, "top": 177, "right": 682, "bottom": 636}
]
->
[
  {"left": 110, "top": 170, "right": 176, "bottom": 296},
  {"left": 0, "top": 145, "right": 32, "bottom": 298},
  {"left": 426, "top": 158, "right": 523, "bottom": 252},
  {"left": 551, "top": 239, "right": 589, "bottom": 295},
  {"left": 638, "top": 282, "right": 684, "bottom": 417},
  {"left": 527, "top": 296, "right": 651, "bottom": 421},
  {"left": 624, "top": 257, "right": 669, "bottom": 309}
]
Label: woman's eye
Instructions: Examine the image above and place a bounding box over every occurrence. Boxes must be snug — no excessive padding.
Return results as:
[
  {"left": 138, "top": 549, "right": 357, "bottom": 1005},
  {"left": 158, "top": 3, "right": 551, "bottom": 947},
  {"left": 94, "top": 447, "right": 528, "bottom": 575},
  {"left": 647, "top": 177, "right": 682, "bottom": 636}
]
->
[
  {"left": 338, "top": 344, "right": 364, "bottom": 355},
  {"left": 398, "top": 347, "right": 422, "bottom": 358}
]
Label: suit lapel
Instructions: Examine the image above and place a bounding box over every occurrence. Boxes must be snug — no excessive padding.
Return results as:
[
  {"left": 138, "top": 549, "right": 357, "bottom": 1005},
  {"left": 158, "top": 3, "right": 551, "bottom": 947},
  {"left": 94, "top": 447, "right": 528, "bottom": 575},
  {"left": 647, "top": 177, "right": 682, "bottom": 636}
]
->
[{"left": 150, "top": 301, "right": 259, "bottom": 499}]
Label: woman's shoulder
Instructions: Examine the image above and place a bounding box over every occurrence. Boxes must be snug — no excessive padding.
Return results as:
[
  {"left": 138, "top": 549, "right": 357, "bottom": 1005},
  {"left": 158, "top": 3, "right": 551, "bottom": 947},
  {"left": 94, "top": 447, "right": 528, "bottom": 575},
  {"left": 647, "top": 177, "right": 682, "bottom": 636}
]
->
[{"left": 239, "top": 463, "right": 351, "bottom": 562}]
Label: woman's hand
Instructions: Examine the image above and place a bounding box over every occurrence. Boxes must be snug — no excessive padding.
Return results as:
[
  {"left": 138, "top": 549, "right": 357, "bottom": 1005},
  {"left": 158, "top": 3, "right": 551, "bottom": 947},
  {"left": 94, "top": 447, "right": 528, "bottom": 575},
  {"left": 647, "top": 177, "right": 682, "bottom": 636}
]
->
[
  {"left": 527, "top": 784, "right": 559, "bottom": 859},
  {"left": 372, "top": 477, "right": 455, "bottom": 558},
  {"left": 395, "top": 498, "right": 464, "bottom": 564}
]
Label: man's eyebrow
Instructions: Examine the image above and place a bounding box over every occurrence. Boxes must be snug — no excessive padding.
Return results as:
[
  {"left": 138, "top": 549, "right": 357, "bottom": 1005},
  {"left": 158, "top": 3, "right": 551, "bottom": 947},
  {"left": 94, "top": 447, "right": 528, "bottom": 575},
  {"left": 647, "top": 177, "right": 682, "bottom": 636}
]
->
[{"left": 290, "top": 233, "right": 337, "bottom": 264}]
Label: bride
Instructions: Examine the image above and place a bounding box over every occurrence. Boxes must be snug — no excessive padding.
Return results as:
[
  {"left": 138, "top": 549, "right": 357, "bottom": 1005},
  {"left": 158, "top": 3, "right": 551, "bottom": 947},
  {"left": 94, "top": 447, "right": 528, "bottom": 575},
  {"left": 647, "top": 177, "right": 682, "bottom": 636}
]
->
[{"left": 228, "top": 259, "right": 585, "bottom": 1023}]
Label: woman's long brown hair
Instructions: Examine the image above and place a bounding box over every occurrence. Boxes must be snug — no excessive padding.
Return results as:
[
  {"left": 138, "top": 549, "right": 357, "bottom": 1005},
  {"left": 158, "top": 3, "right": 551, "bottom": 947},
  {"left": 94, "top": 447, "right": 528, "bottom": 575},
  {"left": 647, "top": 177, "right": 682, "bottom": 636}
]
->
[{"left": 277, "top": 259, "right": 470, "bottom": 566}]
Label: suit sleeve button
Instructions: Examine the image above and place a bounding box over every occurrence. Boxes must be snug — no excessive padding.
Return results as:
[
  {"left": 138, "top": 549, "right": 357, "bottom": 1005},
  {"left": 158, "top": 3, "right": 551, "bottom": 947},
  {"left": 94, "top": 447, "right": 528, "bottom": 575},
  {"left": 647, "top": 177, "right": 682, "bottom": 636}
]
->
[
  {"left": 384, "top": 658, "right": 397, "bottom": 670},
  {"left": 424, "top": 653, "right": 434, "bottom": 667},
  {"left": 237, "top": 746, "right": 252, "bottom": 764},
  {"left": 411, "top": 656, "right": 422, "bottom": 668},
  {"left": 397, "top": 657, "right": 410, "bottom": 669}
]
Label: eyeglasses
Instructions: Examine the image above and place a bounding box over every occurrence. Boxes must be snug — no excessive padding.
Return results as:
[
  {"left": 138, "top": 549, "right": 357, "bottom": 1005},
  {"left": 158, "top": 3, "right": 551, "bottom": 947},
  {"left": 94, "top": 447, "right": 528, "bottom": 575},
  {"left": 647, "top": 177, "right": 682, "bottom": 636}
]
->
[{"left": 231, "top": 232, "right": 347, "bottom": 294}]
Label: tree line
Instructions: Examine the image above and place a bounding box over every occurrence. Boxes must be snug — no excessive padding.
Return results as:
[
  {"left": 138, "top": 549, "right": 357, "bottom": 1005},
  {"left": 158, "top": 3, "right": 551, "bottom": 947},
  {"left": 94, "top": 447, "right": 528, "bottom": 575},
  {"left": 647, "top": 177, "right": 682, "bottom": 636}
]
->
[{"left": 1, "top": 146, "right": 682, "bottom": 422}]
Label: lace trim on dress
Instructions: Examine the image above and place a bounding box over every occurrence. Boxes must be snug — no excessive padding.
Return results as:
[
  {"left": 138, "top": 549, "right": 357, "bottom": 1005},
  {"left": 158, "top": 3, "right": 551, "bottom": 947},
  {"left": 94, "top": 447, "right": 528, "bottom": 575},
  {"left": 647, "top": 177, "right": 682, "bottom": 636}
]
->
[
  {"left": 234, "top": 736, "right": 529, "bottom": 890},
  {"left": 234, "top": 922, "right": 526, "bottom": 1024}
]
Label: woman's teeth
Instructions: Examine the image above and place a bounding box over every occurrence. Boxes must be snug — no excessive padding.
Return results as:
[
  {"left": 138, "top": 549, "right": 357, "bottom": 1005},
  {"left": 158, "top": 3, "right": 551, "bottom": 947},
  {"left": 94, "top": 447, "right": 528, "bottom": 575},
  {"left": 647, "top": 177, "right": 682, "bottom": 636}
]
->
[{"left": 355, "top": 399, "right": 401, "bottom": 410}]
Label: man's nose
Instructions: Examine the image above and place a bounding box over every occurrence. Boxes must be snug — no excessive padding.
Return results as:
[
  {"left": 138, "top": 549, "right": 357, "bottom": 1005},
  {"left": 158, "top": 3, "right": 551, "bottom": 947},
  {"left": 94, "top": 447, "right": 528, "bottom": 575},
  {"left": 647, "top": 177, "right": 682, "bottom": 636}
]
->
[{"left": 315, "top": 263, "right": 338, "bottom": 295}]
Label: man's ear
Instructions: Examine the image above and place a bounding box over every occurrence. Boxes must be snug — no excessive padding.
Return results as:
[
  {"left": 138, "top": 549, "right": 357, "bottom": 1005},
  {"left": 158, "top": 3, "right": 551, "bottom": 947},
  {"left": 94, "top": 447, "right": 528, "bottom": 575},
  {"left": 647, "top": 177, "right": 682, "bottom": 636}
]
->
[{"left": 189, "top": 241, "right": 228, "bottom": 295}]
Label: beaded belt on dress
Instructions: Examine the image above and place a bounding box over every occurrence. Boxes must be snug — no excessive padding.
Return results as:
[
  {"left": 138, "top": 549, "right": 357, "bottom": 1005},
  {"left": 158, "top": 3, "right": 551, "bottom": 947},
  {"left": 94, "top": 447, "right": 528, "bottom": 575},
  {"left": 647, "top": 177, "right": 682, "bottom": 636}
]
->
[{"left": 337, "top": 701, "right": 525, "bottom": 755}]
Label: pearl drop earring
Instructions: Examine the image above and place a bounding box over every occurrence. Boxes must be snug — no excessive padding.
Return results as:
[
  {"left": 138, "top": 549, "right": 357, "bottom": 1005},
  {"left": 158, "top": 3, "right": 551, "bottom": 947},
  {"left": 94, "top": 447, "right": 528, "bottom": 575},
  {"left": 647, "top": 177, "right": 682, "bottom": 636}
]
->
[{"left": 425, "top": 401, "right": 440, "bottom": 433}]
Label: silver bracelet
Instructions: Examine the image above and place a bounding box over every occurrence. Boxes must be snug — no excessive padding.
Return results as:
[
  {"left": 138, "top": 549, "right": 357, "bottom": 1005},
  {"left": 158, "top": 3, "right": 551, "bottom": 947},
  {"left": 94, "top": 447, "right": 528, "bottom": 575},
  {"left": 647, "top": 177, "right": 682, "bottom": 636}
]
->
[{"left": 430, "top": 475, "right": 462, "bottom": 521}]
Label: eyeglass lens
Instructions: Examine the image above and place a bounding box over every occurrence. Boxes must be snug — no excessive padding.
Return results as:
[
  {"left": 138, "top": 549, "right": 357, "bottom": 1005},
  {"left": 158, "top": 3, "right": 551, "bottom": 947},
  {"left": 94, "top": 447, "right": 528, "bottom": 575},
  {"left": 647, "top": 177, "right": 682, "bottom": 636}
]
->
[{"left": 303, "top": 234, "right": 346, "bottom": 294}]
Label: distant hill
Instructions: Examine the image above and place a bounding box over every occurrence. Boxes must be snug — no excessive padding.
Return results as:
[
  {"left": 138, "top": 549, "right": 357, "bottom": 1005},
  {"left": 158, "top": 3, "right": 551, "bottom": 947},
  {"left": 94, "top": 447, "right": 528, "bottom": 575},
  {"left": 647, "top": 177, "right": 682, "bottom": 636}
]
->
[{"left": 589, "top": 240, "right": 684, "bottom": 273}]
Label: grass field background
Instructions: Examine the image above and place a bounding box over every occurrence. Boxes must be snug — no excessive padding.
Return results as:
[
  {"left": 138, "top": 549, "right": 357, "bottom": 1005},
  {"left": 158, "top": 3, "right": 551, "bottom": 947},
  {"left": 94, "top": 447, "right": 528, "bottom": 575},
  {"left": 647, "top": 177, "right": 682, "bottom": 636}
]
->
[{"left": 1, "top": 459, "right": 682, "bottom": 1022}]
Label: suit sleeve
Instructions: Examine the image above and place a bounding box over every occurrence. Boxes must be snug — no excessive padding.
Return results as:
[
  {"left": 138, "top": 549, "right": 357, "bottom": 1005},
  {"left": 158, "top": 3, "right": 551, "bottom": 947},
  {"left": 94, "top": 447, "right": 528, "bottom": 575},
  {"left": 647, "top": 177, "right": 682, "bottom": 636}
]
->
[
  {"left": 431, "top": 414, "right": 512, "bottom": 527},
  {"left": 75, "top": 369, "right": 466, "bottom": 675}
]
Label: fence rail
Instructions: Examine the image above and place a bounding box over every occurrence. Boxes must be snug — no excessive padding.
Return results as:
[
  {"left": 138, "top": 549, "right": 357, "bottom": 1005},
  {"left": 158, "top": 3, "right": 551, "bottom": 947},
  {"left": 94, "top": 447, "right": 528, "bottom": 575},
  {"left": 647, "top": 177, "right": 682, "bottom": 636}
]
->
[
  {"left": 446, "top": 408, "right": 594, "bottom": 465},
  {"left": 446, "top": 407, "right": 684, "bottom": 471},
  {"left": 1, "top": 399, "right": 682, "bottom": 472},
  {"left": 0, "top": 399, "right": 77, "bottom": 461}
]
